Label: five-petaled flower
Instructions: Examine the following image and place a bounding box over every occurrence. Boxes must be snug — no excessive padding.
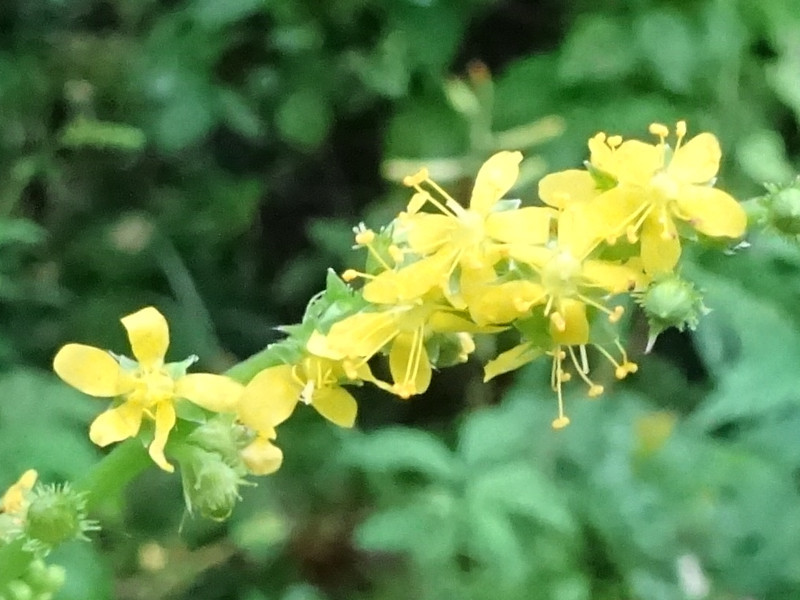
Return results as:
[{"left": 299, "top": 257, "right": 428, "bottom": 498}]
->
[{"left": 53, "top": 307, "right": 243, "bottom": 472}]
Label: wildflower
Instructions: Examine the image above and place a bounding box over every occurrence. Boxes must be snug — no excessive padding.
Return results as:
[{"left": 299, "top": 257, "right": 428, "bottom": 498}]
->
[
  {"left": 310, "top": 294, "right": 482, "bottom": 399},
  {"left": 53, "top": 306, "right": 243, "bottom": 472},
  {"left": 397, "top": 151, "right": 553, "bottom": 285},
  {"left": 238, "top": 355, "right": 364, "bottom": 430},
  {"left": 584, "top": 121, "right": 747, "bottom": 273}
]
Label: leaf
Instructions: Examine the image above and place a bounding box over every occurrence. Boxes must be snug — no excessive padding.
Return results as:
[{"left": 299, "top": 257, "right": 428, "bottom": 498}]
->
[
  {"left": 466, "top": 461, "right": 575, "bottom": 534},
  {"left": 355, "top": 492, "right": 459, "bottom": 563},
  {"left": 689, "top": 266, "right": 800, "bottom": 427},
  {"left": 191, "top": 0, "right": 265, "bottom": 28},
  {"left": 635, "top": 9, "right": 695, "bottom": 93},
  {"left": 458, "top": 400, "right": 536, "bottom": 467},
  {"left": 343, "top": 427, "right": 460, "bottom": 482},
  {"left": 559, "top": 15, "right": 637, "bottom": 84},
  {"left": 275, "top": 90, "right": 332, "bottom": 150}
]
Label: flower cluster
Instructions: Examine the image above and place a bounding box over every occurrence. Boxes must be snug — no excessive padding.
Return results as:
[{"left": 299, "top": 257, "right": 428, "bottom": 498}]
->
[{"left": 52, "top": 121, "right": 747, "bottom": 488}]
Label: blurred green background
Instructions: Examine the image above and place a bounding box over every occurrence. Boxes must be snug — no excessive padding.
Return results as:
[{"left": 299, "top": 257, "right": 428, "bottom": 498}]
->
[{"left": 1, "top": 0, "right": 800, "bottom": 598}]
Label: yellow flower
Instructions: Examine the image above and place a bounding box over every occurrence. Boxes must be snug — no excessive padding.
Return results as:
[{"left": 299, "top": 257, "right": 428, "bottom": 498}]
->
[
  {"left": 309, "top": 295, "right": 481, "bottom": 399},
  {"left": 1, "top": 469, "right": 37, "bottom": 515},
  {"left": 397, "top": 151, "right": 553, "bottom": 288},
  {"left": 585, "top": 121, "right": 747, "bottom": 274},
  {"left": 53, "top": 307, "right": 243, "bottom": 472},
  {"left": 240, "top": 428, "right": 283, "bottom": 476},
  {"left": 238, "top": 355, "right": 363, "bottom": 431},
  {"left": 509, "top": 206, "right": 642, "bottom": 333}
]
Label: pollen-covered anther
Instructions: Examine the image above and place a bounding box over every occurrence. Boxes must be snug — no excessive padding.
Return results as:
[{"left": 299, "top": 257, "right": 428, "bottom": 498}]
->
[
  {"left": 607, "top": 135, "right": 623, "bottom": 148},
  {"left": 558, "top": 369, "right": 571, "bottom": 382},
  {"left": 626, "top": 225, "right": 639, "bottom": 243},
  {"left": 403, "top": 168, "right": 429, "bottom": 188},
  {"left": 675, "top": 120, "right": 687, "bottom": 138},
  {"left": 624, "top": 361, "right": 638, "bottom": 374},
  {"left": 609, "top": 306, "right": 625, "bottom": 323},
  {"left": 354, "top": 229, "right": 375, "bottom": 246},
  {"left": 588, "top": 384, "right": 604, "bottom": 397},
  {"left": 551, "top": 416, "right": 571, "bottom": 429},
  {"left": 649, "top": 123, "right": 669, "bottom": 138},
  {"left": 341, "top": 269, "right": 360, "bottom": 282},
  {"left": 549, "top": 311, "right": 567, "bottom": 332},
  {"left": 614, "top": 366, "right": 628, "bottom": 379}
]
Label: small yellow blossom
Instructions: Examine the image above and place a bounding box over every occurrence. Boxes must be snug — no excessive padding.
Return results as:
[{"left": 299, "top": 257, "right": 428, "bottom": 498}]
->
[
  {"left": 584, "top": 122, "right": 747, "bottom": 273},
  {"left": 0, "top": 469, "right": 37, "bottom": 514},
  {"left": 53, "top": 307, "right": 243, "bottom": 472},
  {"left": 397, "top": 151, "right": 553, "bottom": 289}
]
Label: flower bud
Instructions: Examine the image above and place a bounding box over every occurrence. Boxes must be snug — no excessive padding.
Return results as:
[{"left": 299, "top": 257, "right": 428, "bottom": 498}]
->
[
  {"left": 178, "top": 447, "right": 249, "bottom": 521},
  {"left": 4, "top": 580, "right": 33, "bottom": 600},
  {"left": 24, "top": 485, "right": 96, "bottom": 549},
  {"left": 186, "top": 416, "right": 248, "bottom": 467},
  {"left": 767, "top": 186, "right": 800, "bottom": 236},
  {"left": 636, "top": 275, "right": 708, "bottom": 351}
]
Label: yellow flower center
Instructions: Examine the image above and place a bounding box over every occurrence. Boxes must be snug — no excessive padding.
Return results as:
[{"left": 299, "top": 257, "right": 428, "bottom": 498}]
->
[
  {"left": 130, "top": 369, "right": 175, "bottom": 407},
  {"left": 541, "top": 251, "right": 582, "bottom": 297}
]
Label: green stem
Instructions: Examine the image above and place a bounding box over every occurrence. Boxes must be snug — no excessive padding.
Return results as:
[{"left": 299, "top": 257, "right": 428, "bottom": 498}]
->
[
  {"left": 74, "top": 439, "right": 151, "bottom": 512},
  {"left": 224, "top": 344, "right": 284, "bottom": 384}
]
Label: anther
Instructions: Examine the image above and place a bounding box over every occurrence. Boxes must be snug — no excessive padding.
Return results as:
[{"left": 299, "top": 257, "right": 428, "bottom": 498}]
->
[
  {"left": 649, "top": 123, "right": 669, "bottom": 138},
  {"left": 609, "top": 306, "right": 624, "bottom": 323},
  {"left": 551, "top": 416, "right": 571, "bottom": 429},
  {"left": 626, "top": 225, "right": 639, "bottom": 244},
  {"left": 675, "top": 120, "right": 687, "bottom": 139},
  {"left": 354, "top": 229, "right": 375, "bottom": 245},
  {"left": 403, "top": 169, "right": 429, "bottom": 188},
  {"left": 607, "top": 135, "right": 623, "bottom": 148},
  {"left": 615, "top": 366, "right": 627, "bottom": 379},
  {"left": 588, "top": 384, "right": 604, "bottom": 397},
  {"left": 342, "top": 269, "right": 360, "bottom": 282}
]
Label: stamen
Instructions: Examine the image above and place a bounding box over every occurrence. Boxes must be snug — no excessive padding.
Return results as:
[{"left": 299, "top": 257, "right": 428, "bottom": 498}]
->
[
  {"left": 365, "top": 244, "right": 393, "bottom": 271},
  {"left": 551, "top": 347, "right": 570, "bottom": 429},
  {"left": 342, "top": 269, "right": 373, "bottom": 282},
  {"left": 649, "top": 123, "right": 669, "bottom": 139},
  {"left": 567, "top": 346, "right": 602, "bottom": 394},
  {"left": 354, "top": 229, "right": 375, "bottom": 246},
  {"left": 675, "top": 120, "right": 687, "bottom": 145},
  {"left": 607, "top": 135, "right": 623, "bottom": 148},
  {"left": 403, "top": 168, "right": 429, "bottom": 188},
  {"left": 549, "top": 311, "right": 566, "bottom": 332},
  {"left": 579, "top": 344, "right": 589, "bottom": 374}
]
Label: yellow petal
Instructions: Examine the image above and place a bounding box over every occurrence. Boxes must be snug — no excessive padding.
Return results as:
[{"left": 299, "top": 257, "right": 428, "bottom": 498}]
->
[
  {"left": 326, "top": 311, "right": 398, "bottom": 359},
  {"left": 485, "top": 206, "right": 553, "bottom": 245},
  {"left": 362, "top": 252, "right": 451, "bottom": 305},
  {"left": 175, "top": 374, "right": 243, "bottom": 413},
  {"left": 1, "top": 469, "right": 38, "bottom": 514},
  {"left": 53, "top": 343, "right": 133, "bottom": 397},
  {"left": 389, "top": 331, "right": 431, "bottom": 397},
  {"left": 668, "top": 133, "right": 721, "bottom": 184},
  {"left": 306, "top": 330, "right": 346, "bottom": 360},
  {"left": 483, "top": 342, "right": 542, "bottom": 381},
  {"left": 120, "top": 306, "right": 170, "bottom": 368},
  {"left": 89, "top": 401, "right": 144, "bottom": 447},
  {"left": 470, "top": 151, "right": 523, "bottom": 215},
  {"left": 405, "top": 214, "right": 458, "bottom": 255},
  {"left": 674, "top": 186, "right": 747, "bottom": 238},
  {"left": 238, "top": 365, "right": 301, "bottom": 430},
  {"left": 557, "top": 205, "right": 601, "bottom": 258},
  {"left": 581, "top": 260, "right": 639, "bottom": 294},
  {"left": 550, "top": 300, "right": 589, "bottom": 346},
  {"left": 241, "top": 435, "right": 283, "bottom": 475},
  {"left": 149, "top": 401, "right": 176, "bottom": 472},
  {"left": 538, "top": 170, "right": 598, "bottom": 208},
  {"left": 312, "top": 386, "right": 358, "bottom": 428},
  {"left": 466, "top": 280, "right": 545, "bottom": 326},
  {"left": 640, "top": 215, "right": 681, "bottom": 275},
  {"left": 507, "top": 244, "right": 552, "bottom": 268},
  {"left": 587, "top": 185, "right": 645, "bottom": 242},
  {"left": 609, "top": 140, "right": 662, "bottom": 185}
]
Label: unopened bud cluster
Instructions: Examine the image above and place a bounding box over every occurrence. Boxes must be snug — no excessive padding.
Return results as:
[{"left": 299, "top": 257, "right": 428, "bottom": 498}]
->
[{"left": 0, "top": 559, "right": 65, "bottom": 600}]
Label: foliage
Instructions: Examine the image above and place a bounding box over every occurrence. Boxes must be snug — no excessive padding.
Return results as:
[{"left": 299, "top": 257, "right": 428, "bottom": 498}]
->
[{"left": 1, "top": 0, "right": 800, "bottom": 598}]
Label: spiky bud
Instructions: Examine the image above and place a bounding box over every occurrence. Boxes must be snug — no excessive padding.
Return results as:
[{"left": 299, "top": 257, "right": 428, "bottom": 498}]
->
[{"left": 635, "top": 275, "right": 708, "bottom": 351}]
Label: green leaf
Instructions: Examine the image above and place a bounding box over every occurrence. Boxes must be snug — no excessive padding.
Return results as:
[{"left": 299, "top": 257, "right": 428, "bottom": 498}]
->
[
  {"left": 343, "top": 427, "right": 460, "bottom": 482},
  {"left": 355, "top": 492, "right": 459, "bottom": 562},
  {"left": 191, "top": 0, "right": 265, "bottom": 28},
  {"left": 275, "top": 90, "right": 332, "bottom": 150},
  {"left": 466, "top": 462, "right": 575, "bottom": 534},
  {"left": 59, "top": 118, "right": 146, "bottom": 152},
  {"left": 736, "top": 129, "right": 795, "bottom": 185},
  {"left": 689, "top": 266, "right": 800, "bottom": 427},
  {"left": 635, "top": 9, "right": 695, "bottom": 93},
  {"left": 559, "top": 15, "right": 637, "bottom": 84}
]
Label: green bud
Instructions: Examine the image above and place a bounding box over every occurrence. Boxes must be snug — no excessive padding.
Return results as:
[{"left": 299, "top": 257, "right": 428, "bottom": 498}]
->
[
  {"left": 636, "top": 275, "right": 708, "bottom": 351},
  {"left": 24, "top": 561, "right": 65, "bottom": 594},
  {"left": 768, "top": 187, "right": 800, "bottom": 236},
  {"left": 179, "top": 447, "right": 249, "bottom": 521},
  {"left": 5, "top": 581, "right": 32, "bottom": 600},
  {"left": 186, "top": 416, "right": 249, "bottom": 467},
  {"left": 24, "top": 485, "right": 97, "bottom": 549}
]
